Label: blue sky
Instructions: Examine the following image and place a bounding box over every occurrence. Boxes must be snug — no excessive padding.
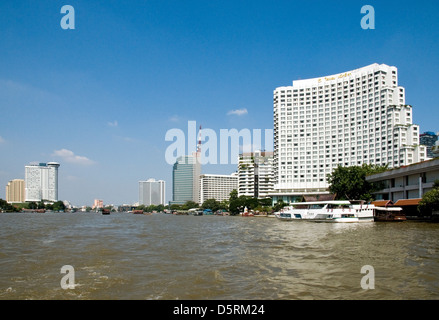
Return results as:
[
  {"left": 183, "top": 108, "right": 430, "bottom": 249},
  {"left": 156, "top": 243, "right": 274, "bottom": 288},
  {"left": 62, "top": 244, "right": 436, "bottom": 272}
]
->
[{"left": 1, "top": 0, "right": 438, "bottom": 206}]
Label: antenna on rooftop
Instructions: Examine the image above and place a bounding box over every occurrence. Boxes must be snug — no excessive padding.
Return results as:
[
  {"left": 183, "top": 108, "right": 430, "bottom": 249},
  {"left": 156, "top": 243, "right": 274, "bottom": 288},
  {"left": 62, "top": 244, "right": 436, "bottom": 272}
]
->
[{"left": 197, "top": 125, "right": 202, "bottom": 153}]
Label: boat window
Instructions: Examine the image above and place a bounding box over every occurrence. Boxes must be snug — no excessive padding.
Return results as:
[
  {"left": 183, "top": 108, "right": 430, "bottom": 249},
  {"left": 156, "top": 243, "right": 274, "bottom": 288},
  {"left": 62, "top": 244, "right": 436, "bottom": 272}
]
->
[
  {"left": 327, "top": 204, "right": 351, "bottom": 209},
  {"left": 310, "top": 204, "right": 325, "bottom": 209}
]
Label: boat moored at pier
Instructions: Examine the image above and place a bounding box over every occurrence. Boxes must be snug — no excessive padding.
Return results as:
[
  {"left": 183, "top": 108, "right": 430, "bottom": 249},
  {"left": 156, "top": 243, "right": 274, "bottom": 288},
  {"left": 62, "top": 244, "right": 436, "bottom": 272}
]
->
[
  {"left": 374, "top": 206, "right": 406, "bottom": 222},
  {"left": 274, "top": 200, "right": 375, "bottom": 223}
]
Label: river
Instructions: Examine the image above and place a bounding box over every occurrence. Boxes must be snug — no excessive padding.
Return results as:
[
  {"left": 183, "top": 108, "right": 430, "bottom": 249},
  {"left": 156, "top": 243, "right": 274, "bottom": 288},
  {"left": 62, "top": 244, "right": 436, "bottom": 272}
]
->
[{"left": 0, "top": 212, "right": 438, "bottom": 300}]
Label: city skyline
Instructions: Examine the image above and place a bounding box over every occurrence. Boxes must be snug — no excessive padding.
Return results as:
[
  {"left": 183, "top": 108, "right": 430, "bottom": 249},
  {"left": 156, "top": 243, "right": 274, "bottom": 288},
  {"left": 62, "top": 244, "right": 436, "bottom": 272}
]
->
[{"left": 1, "top": 1, "right": 439, "bottom": 206}]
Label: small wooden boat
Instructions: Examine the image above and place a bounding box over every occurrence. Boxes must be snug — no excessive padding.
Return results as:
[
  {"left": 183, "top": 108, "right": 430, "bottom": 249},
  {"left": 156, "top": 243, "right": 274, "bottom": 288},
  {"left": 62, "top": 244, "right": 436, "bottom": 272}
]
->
[{"left": 374, "top": 207, "right": 406, "bottom": 222}]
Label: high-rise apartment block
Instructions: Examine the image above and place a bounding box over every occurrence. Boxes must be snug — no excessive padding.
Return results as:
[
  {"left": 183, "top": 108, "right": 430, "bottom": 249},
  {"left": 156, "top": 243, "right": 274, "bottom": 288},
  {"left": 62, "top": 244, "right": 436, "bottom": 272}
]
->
[
  {"left": 139, "top": 178, "right": 166, "bottom": 206},
  {"left": 272, "top": 63, "right": 428, "bottom": 203},
  {"left": 238, "top": 150, "right": 274, "bottom": 199},
  {"left": 199, "top": 173, "right": 238, "bottom": 204},
  {"left": 5, "top": 179, "right": 25, "bottom": 203},
  {"left": 25, "top": 162, "right": 60, "bottom": 202}
]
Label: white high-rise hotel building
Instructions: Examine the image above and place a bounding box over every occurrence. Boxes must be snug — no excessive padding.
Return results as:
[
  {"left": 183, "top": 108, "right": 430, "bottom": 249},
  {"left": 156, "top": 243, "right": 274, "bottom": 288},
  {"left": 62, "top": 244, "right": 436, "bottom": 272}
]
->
[
  {"left": 272, "top": 63, "right": 428, "bottom": 203},
  {"left": 25, "top": 162, "right": 60, "bottom": 202}
]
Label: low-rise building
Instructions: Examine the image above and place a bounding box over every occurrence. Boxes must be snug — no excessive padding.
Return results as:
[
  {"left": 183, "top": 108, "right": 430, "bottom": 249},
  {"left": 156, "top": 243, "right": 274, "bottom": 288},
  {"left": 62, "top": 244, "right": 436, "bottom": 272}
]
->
[{"left": 366, "top": 158, "right": 439, "bottom": 202}]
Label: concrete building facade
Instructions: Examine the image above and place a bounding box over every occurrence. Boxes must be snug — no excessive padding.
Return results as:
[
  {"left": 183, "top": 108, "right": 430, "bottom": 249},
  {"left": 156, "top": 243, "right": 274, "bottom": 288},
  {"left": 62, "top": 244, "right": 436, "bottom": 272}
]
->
[
  {"left": 238, "top": 150, "right": 274, "bottom": 199},
  {"left": 199, "top": 173, "right": 238, "bottom": 204},
  {"left": 139, "top": 178, "right": 166, "bottom": 206},
  {"left": 366, "top": 158, "right": 439, "bottom": 202},
  {"left": 272, "top": 63, "right": 428, "bottom": 204},
  {"left": 6, "top": 179, "right": 25, "bottom": 203},
  {"left": 171, "top": 153, "right": 201, "bottom": 205}
]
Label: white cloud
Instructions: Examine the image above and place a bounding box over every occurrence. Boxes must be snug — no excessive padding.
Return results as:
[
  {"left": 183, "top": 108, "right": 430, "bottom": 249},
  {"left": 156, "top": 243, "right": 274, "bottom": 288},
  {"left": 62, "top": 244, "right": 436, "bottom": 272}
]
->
[
  {"left": 240, "top": 143, "right": 261, "bottom": 153},
  {"left": 114, "top": 135, "right": 135, "bottom": 143},
  {"left": 169, "top": 115, "right": 180, "bottom": 122},
  {"left": 227, "top": 108, "right": 248, "bottom": 116},
  {"left": 107, "top": 120, "right": 118, "bottom": 127},
  {"left": 0, "top": 136, "right": 5, "bottom": 144},
  {"left": 52, "top": 149, "right": 95, "bottom": 165}
]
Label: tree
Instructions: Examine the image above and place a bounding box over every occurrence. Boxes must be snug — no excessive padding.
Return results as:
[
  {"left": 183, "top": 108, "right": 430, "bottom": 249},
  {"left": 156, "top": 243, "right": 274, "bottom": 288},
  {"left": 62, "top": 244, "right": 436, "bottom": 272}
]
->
[
  {"left": 202, "top": 199, "right": 221, "bottom": 212},
  {"left": 0, "top": 199, "right": 19, "bottom": 212},
  {"left": 170, "top": 204, "right": 182, "bottom": 211},
  {"left": 258, "top": 198, "right": 272, "bottom": 207},
  {"left": 418, "top": 187, "right": 439, "bottom": 216},
  {"left": 182, "top": 201, "right": 199, "bottom": 210},
  {"left": 53, "top": 201, "right": 66, "bottom": 212},
  {"left": 37, "top": 200, "right": 46, "bottom": 209},
  {"left": 327, "top": 164, "right": 388, "bottom": 202},
  {"left": 28, "top": 202, "right": 38, "bottom": 210},
  {"left": 229, "top": 189, "right": 238, "bottom": 201},
  {"left": 228, "top": 195, "right": 259, "bottom": 215},
  {"left": 273, "top": 199, "right": 288, "bottom": 212},
  {"left": 219, "top": 199, "right": 229, "bottom": 211},
  {"left": 228, "top": 197, "right": 242, "bottom": 215}
]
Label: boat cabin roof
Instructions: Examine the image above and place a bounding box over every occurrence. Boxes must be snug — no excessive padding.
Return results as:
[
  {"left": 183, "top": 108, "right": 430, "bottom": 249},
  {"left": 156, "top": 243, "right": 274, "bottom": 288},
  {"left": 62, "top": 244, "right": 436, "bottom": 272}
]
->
[
  {"left": 374, "top": 206, "right": 403, "bottom": 211},
  {"left": 289, "top": 201, "right": 351, "bottom": 206}
]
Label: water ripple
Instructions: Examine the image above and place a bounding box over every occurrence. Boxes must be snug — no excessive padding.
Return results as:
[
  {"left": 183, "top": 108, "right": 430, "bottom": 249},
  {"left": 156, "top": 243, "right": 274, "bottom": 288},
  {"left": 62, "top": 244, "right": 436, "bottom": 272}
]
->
[{"left": 1, "top": 212, "right": 439, "bottom": 299}]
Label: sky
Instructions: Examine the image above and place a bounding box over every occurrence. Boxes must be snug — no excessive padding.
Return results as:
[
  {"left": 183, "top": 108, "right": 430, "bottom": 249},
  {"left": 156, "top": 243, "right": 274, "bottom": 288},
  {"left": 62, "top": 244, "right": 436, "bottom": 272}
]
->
[{"left": 1, "top": 0, "right": 438, "bottom": 206}]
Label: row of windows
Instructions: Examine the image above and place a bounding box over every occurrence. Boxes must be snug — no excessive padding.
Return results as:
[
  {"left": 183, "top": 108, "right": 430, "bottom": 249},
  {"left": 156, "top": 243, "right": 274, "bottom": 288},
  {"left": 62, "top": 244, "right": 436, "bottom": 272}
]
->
[
  {"left": 277, "top": 74, "right": 397, "bottom": 94},
  {"left": 275, "top": 88, "right": 395, "bottom": 101},
  {"left": 275, "top": 87, "right": 400, "bottom": 101}
]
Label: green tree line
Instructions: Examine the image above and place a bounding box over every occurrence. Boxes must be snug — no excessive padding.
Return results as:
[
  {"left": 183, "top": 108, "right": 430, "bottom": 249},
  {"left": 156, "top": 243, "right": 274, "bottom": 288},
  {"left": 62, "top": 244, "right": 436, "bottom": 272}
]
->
[
  {"left": 0, "top": 199, "right": 66, "bottom": 212},
  {"left": 160, "top": 189, "right": 284, "bottom": 216}
]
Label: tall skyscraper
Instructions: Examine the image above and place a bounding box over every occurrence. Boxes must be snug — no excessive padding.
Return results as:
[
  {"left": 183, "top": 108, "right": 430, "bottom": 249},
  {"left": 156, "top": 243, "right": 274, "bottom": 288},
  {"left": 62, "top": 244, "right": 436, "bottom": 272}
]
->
[
  {"left": 171, "top": 154, "right": 201, "bottom": 205},
  {"left": 139, "top": 178, "right": 166, "bottom": 206},
  {"left": 25, "top": 162, "right": 60, "bottom": 202},
  {"left": 272, "top": 63, "right": 428, "bottom": 203},
  {"left": 5, "top": 179, "right": 25, "bottom": 203},
  {"left": 238, "top": 150, "right": 274, "bottom": 199},
  {"left": 199, "top": 173, "right": 238, "bottom": 204}
]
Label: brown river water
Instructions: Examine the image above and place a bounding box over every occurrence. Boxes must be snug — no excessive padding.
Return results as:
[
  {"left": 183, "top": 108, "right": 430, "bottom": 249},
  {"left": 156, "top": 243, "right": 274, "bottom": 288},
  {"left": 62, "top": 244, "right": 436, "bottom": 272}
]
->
[{"left": 0, "top": 212, "right": 438, "bottom": 300}]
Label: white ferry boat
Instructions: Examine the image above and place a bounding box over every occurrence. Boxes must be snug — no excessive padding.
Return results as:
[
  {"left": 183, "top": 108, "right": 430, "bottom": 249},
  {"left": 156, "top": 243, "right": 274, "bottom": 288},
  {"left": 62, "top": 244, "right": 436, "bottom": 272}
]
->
[{"left": 274, "top": 200, "right": 375, "bottom": 223}]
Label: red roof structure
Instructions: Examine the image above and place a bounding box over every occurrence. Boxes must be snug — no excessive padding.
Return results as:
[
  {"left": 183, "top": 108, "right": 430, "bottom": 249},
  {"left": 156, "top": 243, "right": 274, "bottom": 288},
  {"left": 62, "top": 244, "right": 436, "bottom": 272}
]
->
[
  {"left": 393, "top": 199, "right": 422, "bottom": 206},
  {"left": 372, "top": 200, "right": 394, "bottom": 207}
]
